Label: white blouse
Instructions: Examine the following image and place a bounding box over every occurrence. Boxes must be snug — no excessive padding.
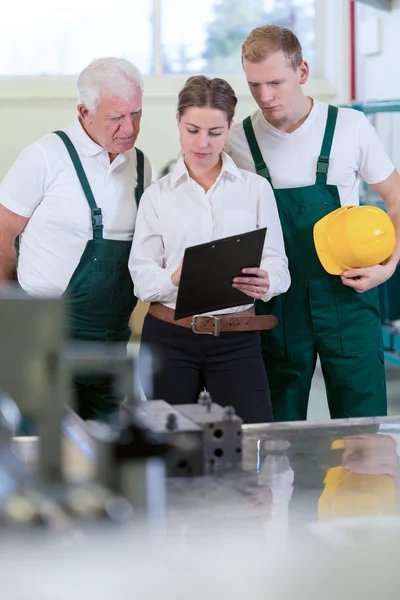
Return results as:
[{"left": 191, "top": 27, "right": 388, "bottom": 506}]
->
[{"left": 129, "top": 151, "right": 290, "bottom": 314}]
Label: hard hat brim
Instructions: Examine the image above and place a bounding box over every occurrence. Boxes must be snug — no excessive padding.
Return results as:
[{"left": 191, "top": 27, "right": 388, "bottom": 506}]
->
[{"left": 313, "top": 207, "right": 349, "bottom": 275}]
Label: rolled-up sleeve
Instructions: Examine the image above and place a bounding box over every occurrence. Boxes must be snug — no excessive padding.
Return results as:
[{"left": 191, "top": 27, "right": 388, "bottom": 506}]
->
[
  {"left": 129, "top": 188, "right": 178, "bottom": 303},
  {"left": 257, "top": 179, "right": 291, "bottom": 302}
]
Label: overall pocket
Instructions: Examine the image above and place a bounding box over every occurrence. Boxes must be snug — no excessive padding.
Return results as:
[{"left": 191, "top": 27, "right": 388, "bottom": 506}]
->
[
  {"left": 334, "top": 282, "right": 382, "bottom": 355},
  {"left": 86, "top": 258, "right": 135, "bottom": 318}
]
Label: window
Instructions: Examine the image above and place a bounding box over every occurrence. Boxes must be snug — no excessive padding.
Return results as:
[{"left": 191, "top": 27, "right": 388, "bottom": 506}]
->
[
  {"left": 0, "top": 0, "right": 315, "bottom": 77},
  {"left": 161, "top": 0, "right": 316, "bottom": 75},
  {"left": 0, "top": 0, "right": 153, "bottom": 76}
]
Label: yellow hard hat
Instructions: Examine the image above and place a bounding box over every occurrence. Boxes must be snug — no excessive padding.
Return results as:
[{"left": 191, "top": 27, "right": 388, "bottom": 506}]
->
[
  {"left": 313, "top": 205, "right": 396, "bottom": 275},
  {"left": 318, "top": 466, "right": 396, "bottom": 520}
]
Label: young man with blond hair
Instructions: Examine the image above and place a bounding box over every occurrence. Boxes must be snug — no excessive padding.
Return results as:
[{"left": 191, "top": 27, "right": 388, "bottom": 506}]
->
[{"left": 226, "top": 25, "right": 400, "bottom": 422}]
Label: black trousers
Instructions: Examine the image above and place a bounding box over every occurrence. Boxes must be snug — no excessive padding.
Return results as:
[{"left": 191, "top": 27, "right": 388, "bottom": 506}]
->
[{"left": 139, "top": 313, "right": 273, "bottom": 424}]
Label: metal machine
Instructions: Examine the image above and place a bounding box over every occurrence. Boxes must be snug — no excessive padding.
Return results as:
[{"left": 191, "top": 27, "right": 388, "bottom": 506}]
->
[
  {"left": 0, "top": 285, "right": 168, "bottom": 527},
  {"left": 0, "top": 285, "right": 243, "bottom": 530}
]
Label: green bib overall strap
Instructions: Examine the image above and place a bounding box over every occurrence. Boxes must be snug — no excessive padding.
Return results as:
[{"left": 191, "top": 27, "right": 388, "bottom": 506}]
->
[
  {"left": 242, "top": 116, "right": 272, "bottom": 183},
  {"left": 53, "top": 130, "right": 103, "bottom": 239},
  {"left": 243, "top": 107, "right": 339, "bottom": 187},
  {"left": 316, "top": 105, "right": 338, "bottom": 184},
  {"left": 52, "top": 131, "right": 142, "bottom": 421},
  {"left": 134, "top": 147, "right": 144, "bottom": 207}
]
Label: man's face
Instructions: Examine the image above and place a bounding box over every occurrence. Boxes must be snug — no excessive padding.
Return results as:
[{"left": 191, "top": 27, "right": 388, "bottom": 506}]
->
[
  {"left": 79, "top": 84, "right": 142, "bottom": 155},
  {"left": 243, "top": 51, "right": 309, "bottom": 124}
]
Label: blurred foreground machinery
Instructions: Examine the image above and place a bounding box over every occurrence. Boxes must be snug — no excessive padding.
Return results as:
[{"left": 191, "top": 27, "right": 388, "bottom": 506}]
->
[{"left": 0, "top": 286, "right": 242, "bottom": 531}]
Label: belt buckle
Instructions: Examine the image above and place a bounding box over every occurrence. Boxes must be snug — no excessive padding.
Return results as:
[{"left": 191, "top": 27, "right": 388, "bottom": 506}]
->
[{"left": 191, "top": 315, "right": 221, "bottom": 337}]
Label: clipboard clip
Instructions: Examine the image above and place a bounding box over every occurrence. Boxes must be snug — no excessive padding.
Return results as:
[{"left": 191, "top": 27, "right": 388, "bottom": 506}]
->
[{"left": 191, "top": 315, "right": 221, "bottom": 337}]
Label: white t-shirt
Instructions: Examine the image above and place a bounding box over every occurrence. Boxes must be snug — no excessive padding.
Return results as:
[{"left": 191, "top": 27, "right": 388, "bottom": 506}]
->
[
  {"left": 0, "top": 118, "right": 152, "bottom": 296},
  {"left": 129, "top": 152, "right": 290, "bottom": 313},
  {"left": 225, "top": 100, "right": 394, "bottom": 203}
]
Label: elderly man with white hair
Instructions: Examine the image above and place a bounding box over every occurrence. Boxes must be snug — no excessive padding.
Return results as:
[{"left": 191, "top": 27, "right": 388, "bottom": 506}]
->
[{"left": 0, "top": 57, "right": 152, "bottom": 421}]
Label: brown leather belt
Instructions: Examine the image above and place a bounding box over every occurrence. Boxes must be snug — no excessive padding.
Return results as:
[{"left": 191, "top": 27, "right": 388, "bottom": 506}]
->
[{"left": 148, "top": 302, "right": 278, "bottom": 337}]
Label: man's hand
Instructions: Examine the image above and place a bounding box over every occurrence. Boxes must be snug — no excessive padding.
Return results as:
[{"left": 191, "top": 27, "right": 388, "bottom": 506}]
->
[
  {"left": 341, "top": 262, "right": 395, "bottom": 293},
  {"left": 171, "top": 259, "right": 183, "bottom": 287},
  {"left": 232, "top": 267, "right": 270, "bottom": 300},
  {"left": 339, "top": 434, "right": 399, "bottom": 477}
]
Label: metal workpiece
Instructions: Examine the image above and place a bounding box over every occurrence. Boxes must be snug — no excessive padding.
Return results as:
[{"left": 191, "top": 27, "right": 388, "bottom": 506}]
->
[
  {"left": 175, "top": 401, "right": 243, "bottom": 474},
  {"left": 197, "top": 389, "right": 212, "bottom": 411},
  {"left": 137, "top": 396, "right": 243, "bottom": 477},
  {"left": 136, "top": 400, "right": 204, "bottom": 477}
]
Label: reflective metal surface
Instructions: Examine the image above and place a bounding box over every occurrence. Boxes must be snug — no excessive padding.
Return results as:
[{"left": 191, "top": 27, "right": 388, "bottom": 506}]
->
[
  {"left": 9, "top": 412, "right": 400, "bottom": 533},
  {"left": 167, "top": 416, "right": 400, "bottom": 536},
  {"left": 3, "top": 415, "right": 400, "bottom": 599}
]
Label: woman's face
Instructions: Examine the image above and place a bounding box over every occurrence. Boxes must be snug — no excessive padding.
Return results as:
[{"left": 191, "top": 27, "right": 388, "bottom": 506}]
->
[{"left": 177, "top": 106, "right": 230, "bottom": 170}]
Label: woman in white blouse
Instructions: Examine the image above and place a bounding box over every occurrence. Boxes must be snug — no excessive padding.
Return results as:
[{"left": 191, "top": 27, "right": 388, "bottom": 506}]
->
[{"left": 129, "top": 75, "right": 290, "bottom": 423}]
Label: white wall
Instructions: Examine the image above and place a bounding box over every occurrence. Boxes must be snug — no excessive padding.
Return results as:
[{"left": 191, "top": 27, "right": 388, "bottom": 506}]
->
[
  {"left": 0, "top": 76, "right": 336, "bottom": 181},
  {"left": 355, "top": 0, "right": 400, "bottom": 101},
  {"left": 352, "top": 0, "right": 400, "bottom": 172}
]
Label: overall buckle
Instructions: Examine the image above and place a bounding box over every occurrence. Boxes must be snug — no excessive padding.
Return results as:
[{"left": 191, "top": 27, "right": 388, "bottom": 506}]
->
[
  {"left": 91, "top": 208, "right": 103, "bottom": 228},
  {"left": 191, "top": 315, "right": 221, "bottom": 337},
  {"left": 317, "top": 156, "right": 329, "bottom": 175}
]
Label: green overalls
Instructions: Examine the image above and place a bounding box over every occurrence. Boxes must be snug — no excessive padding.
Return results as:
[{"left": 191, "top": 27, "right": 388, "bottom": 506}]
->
[
  {"left": 54, "top": 131, "right": 144, "bottom": 421},
  {"left": 242, "top": 105, "right": 387, "bottom": 421}
]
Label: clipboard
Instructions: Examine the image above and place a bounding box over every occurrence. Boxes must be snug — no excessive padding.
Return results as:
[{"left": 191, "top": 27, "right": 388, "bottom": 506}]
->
[{"left": 174, "top": 227, "right": 267, "bottom": 320}]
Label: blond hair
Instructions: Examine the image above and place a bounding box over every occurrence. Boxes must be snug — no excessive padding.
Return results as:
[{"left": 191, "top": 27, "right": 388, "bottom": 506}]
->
[{"left": 242, "top": 25, "right": 303, "bottom": 70}]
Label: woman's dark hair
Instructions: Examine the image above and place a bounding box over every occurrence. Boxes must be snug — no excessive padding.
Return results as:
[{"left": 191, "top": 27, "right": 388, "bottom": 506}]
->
[{"left": 177, "top": 75, "right": 238, "bottom": 125}]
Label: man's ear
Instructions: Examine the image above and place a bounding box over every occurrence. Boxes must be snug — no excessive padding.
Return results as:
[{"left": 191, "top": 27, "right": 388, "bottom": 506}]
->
[
  {"left": 299, "top": 60, "right": 310, "bottom": 85},
  {"left": 78, "top": 103, "right": 91, "bottom": 123}
]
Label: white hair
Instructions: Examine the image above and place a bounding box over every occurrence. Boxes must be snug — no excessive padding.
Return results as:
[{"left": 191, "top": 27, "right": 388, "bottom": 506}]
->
[{"left": 77, "top": 57, "right": 144, "bottom": 114}]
